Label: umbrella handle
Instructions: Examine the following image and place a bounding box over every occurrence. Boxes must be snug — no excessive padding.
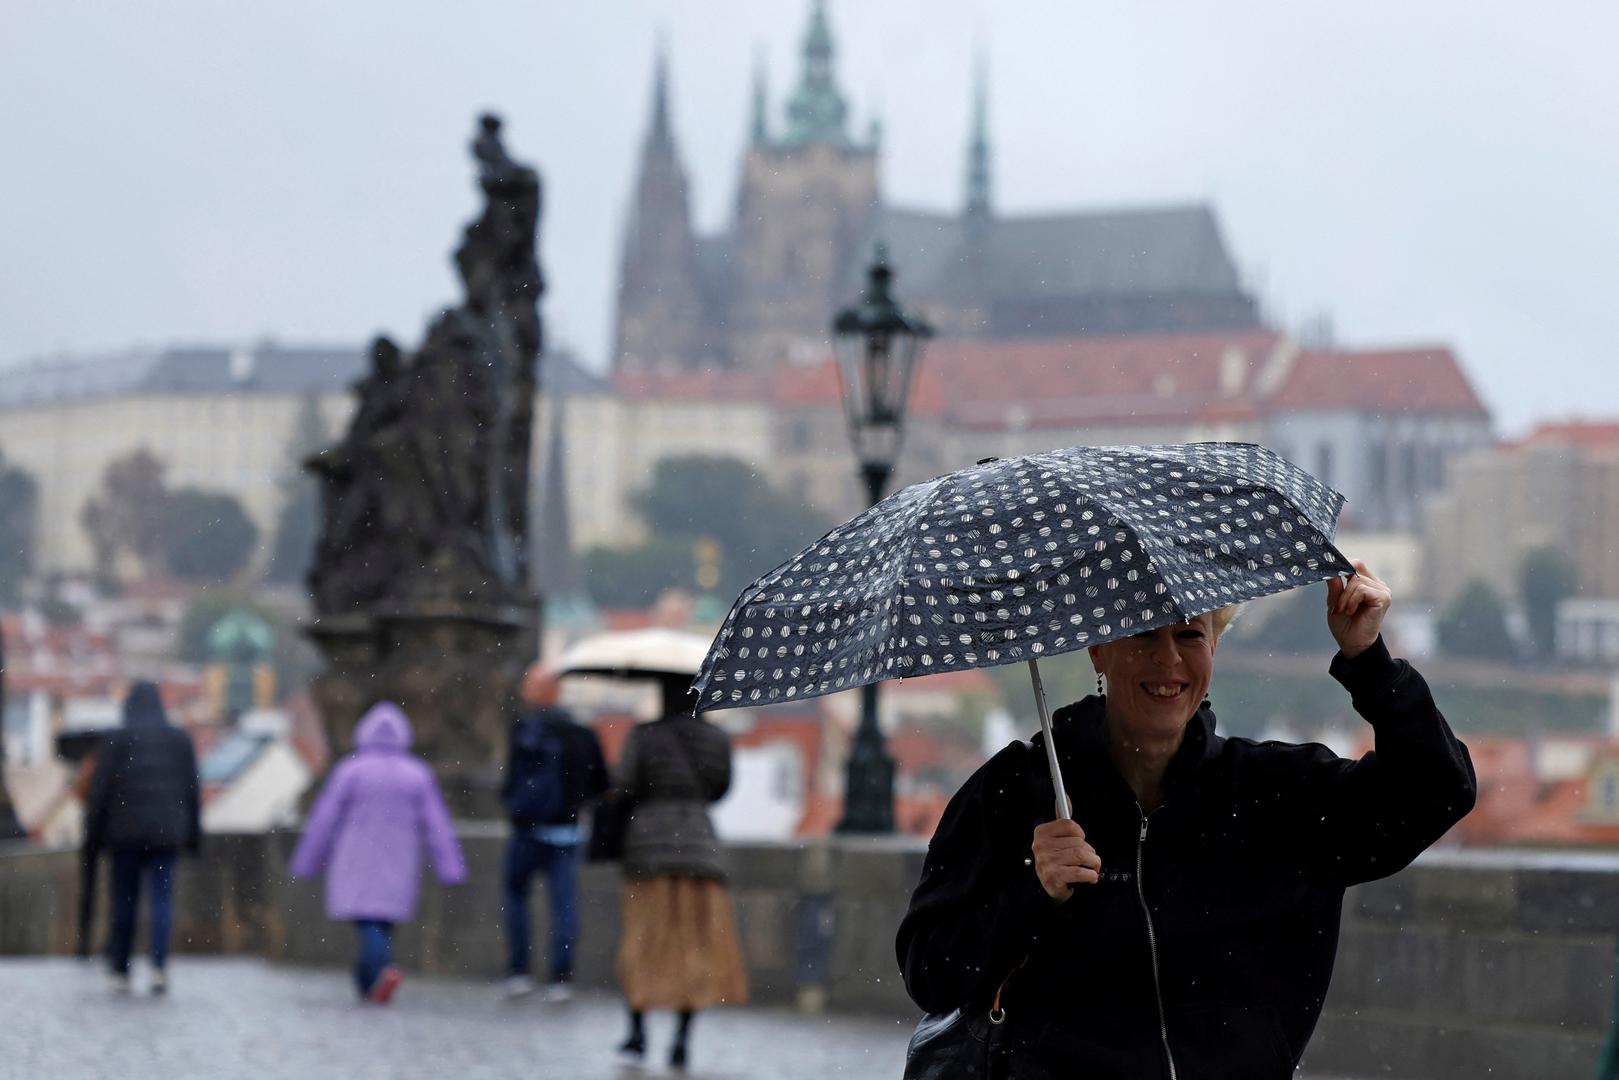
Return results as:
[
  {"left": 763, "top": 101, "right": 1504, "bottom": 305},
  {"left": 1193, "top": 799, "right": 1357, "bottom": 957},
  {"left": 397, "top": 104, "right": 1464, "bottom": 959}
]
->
[{"left": 1027, "top": 660, "right": 1072, "bottom": 820}]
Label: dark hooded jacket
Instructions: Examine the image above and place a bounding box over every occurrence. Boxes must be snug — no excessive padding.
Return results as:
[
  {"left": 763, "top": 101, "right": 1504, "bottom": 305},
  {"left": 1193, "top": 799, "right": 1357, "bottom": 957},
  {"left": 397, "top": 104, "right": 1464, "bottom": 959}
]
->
[
  {"left": 84, "top": 682, "right": 201, "bottom": 853},
  {"left": 896, "top": 639, "right": 1476, "bottom": 1080},
  {"left": 501, "top": 705, "right": 609, "bottom": 828}
]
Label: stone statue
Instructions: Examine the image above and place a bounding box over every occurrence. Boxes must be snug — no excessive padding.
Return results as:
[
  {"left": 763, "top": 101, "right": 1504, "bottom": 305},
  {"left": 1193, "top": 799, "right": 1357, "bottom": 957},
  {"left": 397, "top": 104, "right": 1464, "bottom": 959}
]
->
[
  {"left": 303, "top": 114, "right": 544, "bottom": 813},
  {"left": 307, "top": 113, "right": 542, "bottom": 617}
]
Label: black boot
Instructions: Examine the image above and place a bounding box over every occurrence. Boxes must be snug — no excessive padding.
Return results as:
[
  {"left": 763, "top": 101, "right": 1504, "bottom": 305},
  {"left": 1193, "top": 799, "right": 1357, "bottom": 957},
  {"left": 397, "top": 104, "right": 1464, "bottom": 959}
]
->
[
  {"left": 616, "top": 1008, "right": 646, "bottom": 1060},
  {"left": 670, "top": 1009, "right": 695, "bottom": 1071}
]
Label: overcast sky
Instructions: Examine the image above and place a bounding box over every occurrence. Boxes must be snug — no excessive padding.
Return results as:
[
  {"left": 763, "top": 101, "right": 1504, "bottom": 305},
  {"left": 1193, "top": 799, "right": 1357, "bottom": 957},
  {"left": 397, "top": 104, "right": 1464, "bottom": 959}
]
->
[{"left": 2, "top": 1, "right": 1615, "bottom": 434}]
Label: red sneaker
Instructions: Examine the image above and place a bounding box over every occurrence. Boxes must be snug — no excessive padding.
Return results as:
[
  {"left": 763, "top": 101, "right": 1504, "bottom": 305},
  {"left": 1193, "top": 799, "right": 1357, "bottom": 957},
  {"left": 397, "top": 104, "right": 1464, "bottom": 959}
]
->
[{"left": 368, "top": 966, "right": 403, "bottom": 1004}]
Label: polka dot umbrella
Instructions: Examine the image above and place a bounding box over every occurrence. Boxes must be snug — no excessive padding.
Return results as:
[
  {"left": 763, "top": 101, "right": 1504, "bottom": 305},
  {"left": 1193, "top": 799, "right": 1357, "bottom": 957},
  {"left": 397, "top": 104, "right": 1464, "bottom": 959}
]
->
[{"left": 692, "top": 442, "right": 1354, "bottom": 817}]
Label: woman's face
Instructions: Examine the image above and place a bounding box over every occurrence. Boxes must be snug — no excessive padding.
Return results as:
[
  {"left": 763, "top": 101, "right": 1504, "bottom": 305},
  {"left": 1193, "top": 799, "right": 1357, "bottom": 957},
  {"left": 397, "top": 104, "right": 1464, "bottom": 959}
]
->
[{"left": 1088, "top": 614, "right": 1218, "bottom": 745}]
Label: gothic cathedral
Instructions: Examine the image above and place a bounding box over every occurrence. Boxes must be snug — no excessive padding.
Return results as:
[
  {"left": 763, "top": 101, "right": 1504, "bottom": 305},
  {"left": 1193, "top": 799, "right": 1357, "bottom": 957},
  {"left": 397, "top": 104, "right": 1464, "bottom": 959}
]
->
[{"left": 613, "top": 0, "right": 1261, "bottom": 377}]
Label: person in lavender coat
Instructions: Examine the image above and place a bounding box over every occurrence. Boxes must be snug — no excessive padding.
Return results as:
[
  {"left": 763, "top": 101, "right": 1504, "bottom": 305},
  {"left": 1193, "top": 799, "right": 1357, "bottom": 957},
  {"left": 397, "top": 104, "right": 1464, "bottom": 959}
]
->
[{"left": 289, "top": 701, "right": 467, "bottom": 1003}]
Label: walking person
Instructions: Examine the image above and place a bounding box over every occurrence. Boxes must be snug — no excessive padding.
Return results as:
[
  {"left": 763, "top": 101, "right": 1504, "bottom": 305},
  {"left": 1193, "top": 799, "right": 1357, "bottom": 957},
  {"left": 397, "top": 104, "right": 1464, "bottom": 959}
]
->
[
  {"left": 83, "top": 681, "right": 201, "bottom": 994},
  {"left": 289, "top": 701, "right": 467, "bottom": 1003},
  {"left": 896, "top": 564, "right": 1476, "bottom": 1078},
  {"left": 613, "top": 674, "right": 748, "bottom": 1071},
  {"left": 500, "top": 663, "right": 608, "bottom": 1001}
]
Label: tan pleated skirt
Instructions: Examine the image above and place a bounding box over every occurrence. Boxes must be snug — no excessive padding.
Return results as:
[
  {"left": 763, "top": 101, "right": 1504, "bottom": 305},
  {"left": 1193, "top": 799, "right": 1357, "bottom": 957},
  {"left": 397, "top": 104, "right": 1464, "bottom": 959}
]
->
[{"left": 618, "top": 876, "right": 750, "bottom": 1010}]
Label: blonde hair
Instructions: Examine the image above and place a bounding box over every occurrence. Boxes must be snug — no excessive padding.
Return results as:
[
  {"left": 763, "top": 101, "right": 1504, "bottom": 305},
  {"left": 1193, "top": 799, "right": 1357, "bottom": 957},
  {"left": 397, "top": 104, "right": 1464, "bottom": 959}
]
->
[{"left": 1211, "top": 603, "right": 1244, "bottom": 640}]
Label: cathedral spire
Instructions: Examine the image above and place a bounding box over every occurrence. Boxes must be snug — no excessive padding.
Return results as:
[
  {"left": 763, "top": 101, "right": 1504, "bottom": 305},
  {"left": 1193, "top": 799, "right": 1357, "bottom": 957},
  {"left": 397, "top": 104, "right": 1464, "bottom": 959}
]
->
[
  {"left": 782, "top": 0, "right": 850, "bottom": 148},
  {"left": 650, "top": 35, "right": 672, "bottom": 144},
  {"left": 614, "top": 37, "right": 704, "bottom": 375},
  {"left": 964, "top": 53, "right": 992, "bottom": 220}
]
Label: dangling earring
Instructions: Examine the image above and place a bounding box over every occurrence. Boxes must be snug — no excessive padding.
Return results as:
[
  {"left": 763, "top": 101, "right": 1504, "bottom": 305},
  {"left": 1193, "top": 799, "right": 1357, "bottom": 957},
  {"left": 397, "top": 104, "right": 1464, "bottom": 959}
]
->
[{"left": 1096, "top": 673, "right": 1105, "bottom": 698}]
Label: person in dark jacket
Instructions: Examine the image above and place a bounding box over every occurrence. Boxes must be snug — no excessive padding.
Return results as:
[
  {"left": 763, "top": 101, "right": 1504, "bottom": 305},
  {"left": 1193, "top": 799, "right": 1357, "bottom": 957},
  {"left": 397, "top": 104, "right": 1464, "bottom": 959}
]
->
[
  {"left": 84, "top": 681, "right": 201, "bottom": 995},
  {"left": 896, "top": 561, "right": 1477, "bottom": 1079},
  {"left": 500, "top": 663, "right": 608, "bottom": 1001},
  {"left": 612, "top": 674, "right": 748, "bottom": 1071}
]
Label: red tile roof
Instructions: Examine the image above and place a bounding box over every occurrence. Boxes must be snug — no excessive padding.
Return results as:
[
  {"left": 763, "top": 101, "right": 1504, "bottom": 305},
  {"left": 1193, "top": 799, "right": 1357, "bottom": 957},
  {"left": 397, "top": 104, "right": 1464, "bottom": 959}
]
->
[
  {"left": 924, "top": 330, "right": 1281, "bottom": 415},
  {"left": 1520, "top": 420, "right": 1619, "bottom": 452},
  {"left": 659, "top": 330, "right": 1287, "bottom": 427},
  {"left": 612, "top": 331, "right": 1489, "bottom": 431},
  {"left": 1269, "top": 347, "right": 1488, "bottom": 416}
]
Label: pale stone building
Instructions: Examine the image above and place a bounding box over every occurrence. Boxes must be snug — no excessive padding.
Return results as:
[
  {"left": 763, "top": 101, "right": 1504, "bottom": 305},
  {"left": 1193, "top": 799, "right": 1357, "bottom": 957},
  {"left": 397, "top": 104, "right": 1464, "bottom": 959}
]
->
[
  {"left": 0, "top": 346, "right": 357, "bottom": 574},
  {"left": 1421, "top": 422, "right": 1619, "bottom": 606},
  {"left": 0, "top": 343, "right": 604, "bottom": 576}
]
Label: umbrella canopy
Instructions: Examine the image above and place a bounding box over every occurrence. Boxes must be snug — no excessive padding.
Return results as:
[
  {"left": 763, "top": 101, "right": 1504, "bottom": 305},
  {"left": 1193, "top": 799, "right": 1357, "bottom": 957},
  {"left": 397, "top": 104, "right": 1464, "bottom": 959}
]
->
[
  {"left": 556, "top": 628, "right": 711, "bottom": 679},
  {"left": 693, "top": 443, "right": 1352, "bottom": 714}
]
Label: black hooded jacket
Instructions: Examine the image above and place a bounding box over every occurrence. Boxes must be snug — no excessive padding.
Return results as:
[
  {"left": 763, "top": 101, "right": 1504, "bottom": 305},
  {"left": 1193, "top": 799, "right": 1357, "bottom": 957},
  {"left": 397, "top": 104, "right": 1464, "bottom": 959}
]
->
[
  {"left": 896, "top": 639, "right": 1476, "bottom": 1079},
  {"left": 85, "top": 682, "right": 201, "bottom": 853}
]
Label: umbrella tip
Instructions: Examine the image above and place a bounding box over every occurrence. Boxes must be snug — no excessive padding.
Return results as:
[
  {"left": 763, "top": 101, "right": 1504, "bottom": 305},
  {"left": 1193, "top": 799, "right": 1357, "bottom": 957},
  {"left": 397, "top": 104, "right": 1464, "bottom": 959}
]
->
[{"left": 976, "top": 456, "right": 999, "bottom": 466}]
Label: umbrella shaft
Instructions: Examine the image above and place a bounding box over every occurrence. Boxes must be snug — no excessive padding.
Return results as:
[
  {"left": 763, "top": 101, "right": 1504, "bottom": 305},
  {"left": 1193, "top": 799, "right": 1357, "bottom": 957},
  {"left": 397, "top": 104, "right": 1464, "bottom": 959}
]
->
[{"left": 1028, "top": 660, "right": 1072, "bottom": 820}]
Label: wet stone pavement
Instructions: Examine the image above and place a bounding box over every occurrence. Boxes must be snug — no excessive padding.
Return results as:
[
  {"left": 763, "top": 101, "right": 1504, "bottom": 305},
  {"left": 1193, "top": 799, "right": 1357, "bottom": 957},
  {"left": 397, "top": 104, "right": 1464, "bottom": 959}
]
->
[
  {"left": 0, "top": 957, "right": 912, "bottom": 1080},
  {"left": 1, "top": 957, "right": 1368, "bottom": 1079}
]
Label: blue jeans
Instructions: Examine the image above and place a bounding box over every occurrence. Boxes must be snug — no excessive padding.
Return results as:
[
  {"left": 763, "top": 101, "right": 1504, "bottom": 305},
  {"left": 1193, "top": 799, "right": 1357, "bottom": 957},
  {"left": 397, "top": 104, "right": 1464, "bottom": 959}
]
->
[
  {"left": 353, "top": 920, "right": 394, "bottom": 995},
  {"left": 107, "top": 847, "right": 176, "bottom": 976},
  {"left": 502, "top": 833, "right": 581, "bottom": 980}
]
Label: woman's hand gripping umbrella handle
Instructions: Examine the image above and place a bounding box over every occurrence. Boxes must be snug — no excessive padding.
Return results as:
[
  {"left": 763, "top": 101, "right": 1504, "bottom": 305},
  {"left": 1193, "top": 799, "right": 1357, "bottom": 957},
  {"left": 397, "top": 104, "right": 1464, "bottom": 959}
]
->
[{"left": 1028, "top": 659, "right": 1073, "bottom": 820}]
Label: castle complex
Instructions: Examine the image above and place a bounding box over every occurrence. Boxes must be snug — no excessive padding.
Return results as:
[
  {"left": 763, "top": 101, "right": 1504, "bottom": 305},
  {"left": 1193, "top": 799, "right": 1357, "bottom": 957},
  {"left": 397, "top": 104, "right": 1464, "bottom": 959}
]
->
[
  {"left": 0, "top": 2, "right": 1502, "bottom": 586},
  {"left": 612, "top": 0, "right": 1262, "bottom": 376}
]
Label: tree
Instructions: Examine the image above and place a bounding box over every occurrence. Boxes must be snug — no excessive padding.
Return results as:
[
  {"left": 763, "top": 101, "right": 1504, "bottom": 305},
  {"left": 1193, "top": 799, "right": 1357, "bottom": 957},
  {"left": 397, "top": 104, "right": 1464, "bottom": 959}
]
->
[
  {"left": 1437, "top": 580, "right": 1518, "bottom": 661},
  {"left": 0, "top": 451, "right": 39, "bottom": 606},
  {"left": 1237, "top": 584, "right": 1335, "bottom": 654},
  {"left": 163, "top": 488, "right": 258, "bottom": 584},
  {"left": 581, "top": 455, "right": 833, "bottom": 608},
  {"left": 584, "top": 536, "right": 697, "bottom": 609},
  {"left": 633, "top": 455, "right": 832, "bottom": 598},
  {"left": 265, "top": 394, "right": 329, "bottom": 586},
  {"left": 1520, "top": 547, "right": 1577, "bottom": 661},
  {"left": 81, "top": 448, "right": 171, "bottom": 582}
]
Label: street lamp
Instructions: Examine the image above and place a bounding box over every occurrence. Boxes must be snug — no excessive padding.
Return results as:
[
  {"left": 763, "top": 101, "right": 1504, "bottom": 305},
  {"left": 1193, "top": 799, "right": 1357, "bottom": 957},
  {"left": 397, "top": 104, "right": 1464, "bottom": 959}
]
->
[{"left": 831, "top": 244, "right": 933, "bottom": 834}]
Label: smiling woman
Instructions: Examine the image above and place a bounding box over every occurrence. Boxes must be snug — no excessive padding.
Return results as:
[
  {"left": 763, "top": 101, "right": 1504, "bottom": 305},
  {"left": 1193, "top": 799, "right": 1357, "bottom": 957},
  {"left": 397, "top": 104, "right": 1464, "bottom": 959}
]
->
[{"left": 896, "top": 562, "right": 1477, "bottom": 1080}]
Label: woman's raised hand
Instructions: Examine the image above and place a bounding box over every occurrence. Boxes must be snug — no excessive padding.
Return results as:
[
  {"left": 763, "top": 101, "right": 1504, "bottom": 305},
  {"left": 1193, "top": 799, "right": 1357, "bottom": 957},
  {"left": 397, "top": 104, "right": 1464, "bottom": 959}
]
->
[
  {"left": 1326, "top": 559, "right": 1392, "bottom": 659},
  {"left": 1031, "top": 819, "right": 1102, "bottom": 904}
]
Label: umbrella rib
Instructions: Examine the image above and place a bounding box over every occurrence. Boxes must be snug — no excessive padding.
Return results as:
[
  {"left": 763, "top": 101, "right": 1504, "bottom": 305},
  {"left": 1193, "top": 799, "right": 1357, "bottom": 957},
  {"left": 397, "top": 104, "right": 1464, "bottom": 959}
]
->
[{"left": 880, "top": 477, "right": 949, "bottom": 680}]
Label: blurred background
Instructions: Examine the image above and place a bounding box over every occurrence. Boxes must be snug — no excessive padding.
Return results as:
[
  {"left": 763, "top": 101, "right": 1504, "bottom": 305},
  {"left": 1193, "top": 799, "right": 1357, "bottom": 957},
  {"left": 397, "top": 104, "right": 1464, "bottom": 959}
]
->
[{"left": 1, "top": 4, "right": 1617, "bottom": 1075}]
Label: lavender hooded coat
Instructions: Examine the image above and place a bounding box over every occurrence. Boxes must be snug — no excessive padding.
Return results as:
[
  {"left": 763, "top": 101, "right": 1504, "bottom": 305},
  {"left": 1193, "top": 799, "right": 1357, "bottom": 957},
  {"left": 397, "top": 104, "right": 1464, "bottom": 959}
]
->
[{"left": 289, "top": 703, "right": 467, "bottom": 922}]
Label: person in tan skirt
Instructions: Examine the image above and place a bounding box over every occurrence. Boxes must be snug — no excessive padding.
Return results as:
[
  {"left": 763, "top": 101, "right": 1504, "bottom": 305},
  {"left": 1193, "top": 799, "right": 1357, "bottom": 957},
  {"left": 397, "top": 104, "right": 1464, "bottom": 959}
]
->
[{"left": 613, "top": 674, "right": 748, "bottom": 1071}]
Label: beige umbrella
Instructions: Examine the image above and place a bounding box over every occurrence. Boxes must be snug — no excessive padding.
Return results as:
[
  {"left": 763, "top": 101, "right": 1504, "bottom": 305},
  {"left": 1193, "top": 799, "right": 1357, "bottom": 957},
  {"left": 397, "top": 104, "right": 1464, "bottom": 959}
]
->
[{"left": 556, "top": 628, "right": 710, "bottom": 679}]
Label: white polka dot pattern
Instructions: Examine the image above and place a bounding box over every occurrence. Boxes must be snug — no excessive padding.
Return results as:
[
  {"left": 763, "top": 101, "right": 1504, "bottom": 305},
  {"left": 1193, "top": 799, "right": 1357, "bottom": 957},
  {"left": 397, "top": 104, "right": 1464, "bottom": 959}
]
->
[{"left": 692, "top": 442, "right": 1352, "bottom": 712}]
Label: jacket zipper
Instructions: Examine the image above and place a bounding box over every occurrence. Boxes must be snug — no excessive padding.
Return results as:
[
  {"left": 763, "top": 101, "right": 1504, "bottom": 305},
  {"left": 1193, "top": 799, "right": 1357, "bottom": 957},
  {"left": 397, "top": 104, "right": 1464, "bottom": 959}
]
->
[{"left": 1136, "top": 806, "right": 1178, "bottom": 1080}]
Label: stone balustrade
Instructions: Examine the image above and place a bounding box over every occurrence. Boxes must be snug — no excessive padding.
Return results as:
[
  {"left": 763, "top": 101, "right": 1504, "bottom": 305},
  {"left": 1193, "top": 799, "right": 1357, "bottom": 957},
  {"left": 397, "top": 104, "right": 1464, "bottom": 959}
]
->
[{"left": 3, "top": 833, "right": 1612, "bottom": 1078}]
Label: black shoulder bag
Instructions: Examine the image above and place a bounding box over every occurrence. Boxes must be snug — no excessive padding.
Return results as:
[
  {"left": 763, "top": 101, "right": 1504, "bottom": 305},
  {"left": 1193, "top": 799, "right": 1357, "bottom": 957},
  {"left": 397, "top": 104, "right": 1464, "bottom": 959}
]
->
[
  {"left": 902, "top": 964, "right": 1032, "bottom": 1080},
  {"left": 586, "top": 793, "right": 633, "bottom": 862}
]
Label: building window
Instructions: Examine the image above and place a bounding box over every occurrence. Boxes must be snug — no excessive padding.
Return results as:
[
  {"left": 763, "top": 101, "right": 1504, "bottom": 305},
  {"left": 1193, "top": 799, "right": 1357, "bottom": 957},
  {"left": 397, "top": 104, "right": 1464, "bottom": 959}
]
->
[
  {"left": 1424, "top": 444, "right": 1445, "bottom": 489},
  {"left": 1368, "top": 440, "right": 1387, "bottom": 491}
]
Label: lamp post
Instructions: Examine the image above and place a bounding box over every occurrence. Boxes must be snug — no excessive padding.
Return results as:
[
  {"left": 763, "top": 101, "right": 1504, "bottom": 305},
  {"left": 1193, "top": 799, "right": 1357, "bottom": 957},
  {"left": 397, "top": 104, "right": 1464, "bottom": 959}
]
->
[{"left": 832, "top": 244, "right": 933, "bottom": 834}]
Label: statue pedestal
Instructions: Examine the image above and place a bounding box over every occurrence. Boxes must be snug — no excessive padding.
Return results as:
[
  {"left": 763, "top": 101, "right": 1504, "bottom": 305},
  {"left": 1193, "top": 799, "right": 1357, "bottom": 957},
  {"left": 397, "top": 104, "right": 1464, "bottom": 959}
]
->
[{"left": 307, "top": 602, "right": 539, "bottom": 817}]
